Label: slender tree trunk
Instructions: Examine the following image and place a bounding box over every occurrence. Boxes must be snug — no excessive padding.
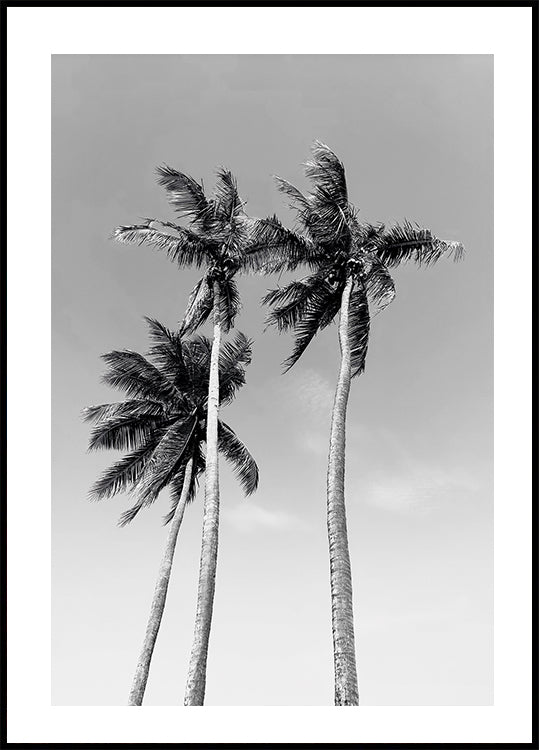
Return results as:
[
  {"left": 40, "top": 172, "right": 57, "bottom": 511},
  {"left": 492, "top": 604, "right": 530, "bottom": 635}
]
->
[
  {"left": 327, "top": 276, "right": 359, "bottom": 706},
  {"left": 128, "top": 457, "right": 193, "bottom": 706},
  {"left": 184, "top": 281, "right": 222, "bottom": 706}
]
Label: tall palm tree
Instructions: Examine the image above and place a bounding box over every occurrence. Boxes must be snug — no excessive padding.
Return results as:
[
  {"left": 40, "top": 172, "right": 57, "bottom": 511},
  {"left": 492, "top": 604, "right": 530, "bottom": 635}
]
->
[
  {"left": 113, "top": 167, "right": 264, "bottom": 704},
  {"left": 84, "top": 318, "right": 258, "bottom": 706},
  {"left": 259, "top": 141, "right": 464, "bottom": 705}
]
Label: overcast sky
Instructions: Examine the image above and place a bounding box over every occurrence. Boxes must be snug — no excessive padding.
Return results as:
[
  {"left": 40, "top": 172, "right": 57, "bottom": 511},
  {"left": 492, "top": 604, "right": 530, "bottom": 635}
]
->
[{"left": 52, "top": 54, "right": 493, "bottom": 706}]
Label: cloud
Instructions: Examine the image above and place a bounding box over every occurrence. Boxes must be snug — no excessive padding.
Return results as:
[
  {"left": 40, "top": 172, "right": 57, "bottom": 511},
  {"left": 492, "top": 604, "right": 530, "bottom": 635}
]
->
[
  {"left": 359, "top": 608, "right": 447, "bottom": 635},
  {"left": 361, "top": 464, "right": 479, "bottom": 514},
  {"left": 284, "top": 368, "right": 334, "bottom": 417},
  {"left": 342, "top": 426, "right": 482, "bottom": 515},
  {"left": 268, "top": 368, "right": 339, "bottom": 457},
  {"left": 296, "top": 429, "right": 328, "bottom": 457},
  {"left": 222, "top": 503, "right": 306, "bottom": 533},
  {"left": 362, "top": 473, "right": 443, "bottom": 513}
]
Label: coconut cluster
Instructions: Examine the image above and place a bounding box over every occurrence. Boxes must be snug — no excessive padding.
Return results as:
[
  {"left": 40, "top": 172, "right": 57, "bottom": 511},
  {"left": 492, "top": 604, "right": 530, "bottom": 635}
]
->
[
  {"left": 347, "top": 256, "right": 367, "bottom": 279},
  {"left": 326, "top": 253, "right": 370, "bottom": 286},
  {"left": 207, "top": 255, "right": 240, "bottom": 283}
]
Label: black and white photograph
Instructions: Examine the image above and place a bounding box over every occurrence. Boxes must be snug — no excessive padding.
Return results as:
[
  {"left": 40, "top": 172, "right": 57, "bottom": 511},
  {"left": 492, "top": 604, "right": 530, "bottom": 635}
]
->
[
  {"left": 52, "top": 52, "right": 490, "bottom": 709},
  {"left": 4, "top": 3, "right": 535, "bottom": 746}
]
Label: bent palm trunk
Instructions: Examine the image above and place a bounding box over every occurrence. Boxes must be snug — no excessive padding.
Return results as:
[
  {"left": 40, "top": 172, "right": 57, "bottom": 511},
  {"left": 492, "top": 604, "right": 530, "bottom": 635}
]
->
[
  {"left": 128, "top": 457, "right": 194, "bottom": 706},
  {"left": 184, "top": 282, "right": 222, "bottom": 705},
  {"left": 327, "top": 276, "right": 359, "bottom": 706}
]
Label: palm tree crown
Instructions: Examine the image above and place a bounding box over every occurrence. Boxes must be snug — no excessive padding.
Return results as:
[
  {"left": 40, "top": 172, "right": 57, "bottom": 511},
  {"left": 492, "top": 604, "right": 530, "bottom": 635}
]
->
[
  {"left": 258, "top": 140, "right": 464, "bottom": 370},
  {"left": 83, "top": 318, "right": 258, "bottom": 525},
  {"left": 113, "top": 167, "right": 265, "bottom": 333}
]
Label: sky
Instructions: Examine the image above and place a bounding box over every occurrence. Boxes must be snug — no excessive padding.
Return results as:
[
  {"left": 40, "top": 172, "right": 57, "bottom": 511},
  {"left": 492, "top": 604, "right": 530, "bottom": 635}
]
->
[{"left": 52, "top": 54, "right": 493, "bottom": 707}]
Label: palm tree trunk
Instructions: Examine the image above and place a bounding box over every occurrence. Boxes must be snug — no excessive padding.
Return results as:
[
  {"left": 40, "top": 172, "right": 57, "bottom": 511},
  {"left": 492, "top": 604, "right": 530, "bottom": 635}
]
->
[
  {"left": 184, "top": 281, "right": 222, "bottom": 706},
  {"left": 327, "top": 276, "right": 359, "bottom": 706},
  {"left": 128, "top": 457, "right": 193, "bottom": 706}
]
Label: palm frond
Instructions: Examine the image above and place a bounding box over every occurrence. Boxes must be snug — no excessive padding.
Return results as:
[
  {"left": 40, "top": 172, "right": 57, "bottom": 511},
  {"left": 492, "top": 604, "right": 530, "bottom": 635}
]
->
[
  {"left": 144, "top": 316, "right": 180, "bottom": 347},
  {"left": 369, "top": 220, "right": 465, "bottom": 267},
  {"left": 219, "top": 331, "right": 253, "bottom": 404},
  {"left": 118, "top": 502, "right": 146, "bottom": 527},
  {"left": 118, "top": 416, "right": 197, "bottom": 528},
  {"left": 317, "top": 286, "right": 343, "bottom": 329},
  {"left": 304, "top": 140, "right": 349, "bottom": 213},
  {"left": 88, "top": 412, "right": 165, "bottom": 452},
  {"left": 134, "top": 413, "right": 198, "bottom": 508},
  {"left": 273, "top": 142, "right": 355, "bottom": 250},
  {"left": 219, "top": 330, "right": 252, "bottom": 372},
  {"left": 144, "top": 317, "right": 191, "bottom": 394},
  {"left": 181, "top": 335, "right": 212, "bottom": 403},
  {"left": 218, "top": 331, "right": 252, "bottom": 404},
  {"left": 101, "top": 349, "right": 178, "bottom": 404},
  {"left": 219, "top": 276, "right": 241, "bottom": 333},
  {"left": 218, "top": 421, "right": 259, "bottom": 496},
  {"left": 160, "top": 463, "right": 189, "bottom": 527},
  {"left": 274, "top": 176, "right": 312, "bottom": 217},
  {"left": 306, "top": 140, "right": 347, "bottom": 190},
  {"left": 190, "top": 438, "right": 206, "bottom": 492},
  {"left": 213, "top": 168, "right": 244, "bottom": 222},
  {"left": 282, "top": 284, "right": 336, "bottom": 371},
  {"left": 348, "top": 285, "right": 371, "bottom": 377},
  {"left": 112, "top": 222, "right": 208, "bottom": 269},
  {"left": 155, "top": 165, "right": 211, "bottom": 228},
  {"left": 162, "top": 444, "right": 205, "bottom": 525},
  {"left": 304, "top": 200, "right": 352, "bottom": 247},
  {"left": 179, "top": 331, "right": 252, "bottom": 407},
  {"left": 89, "top": 441, "right": 159, "bottom": 501},
  {"left": 183, "top": 335, "right": 212, "bottom": 369},
  {"left": 245, "top": 215, "right": 320, "bottom": 273},
  {"left": 82, "top": 399, "right": 164, "bottom": 425},
  {"left": 180, "top": 275, "right": 214, "bottom": 336},
  {"left": 361, "top": 254, "right": 396, "bottom": 314},
  {"left": 355, "top": 221, "right": 385, "bottom": 247},
  {"left": 263, "top": 274, "right": 332, "bottom": 332}
]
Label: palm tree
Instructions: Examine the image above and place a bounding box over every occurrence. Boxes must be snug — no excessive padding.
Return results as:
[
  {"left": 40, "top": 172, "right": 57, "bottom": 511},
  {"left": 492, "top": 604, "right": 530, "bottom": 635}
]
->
[
  {"left": 113, "top": 167, "right": 265, "bottom": 704},
  {"left": 83, "top": 318, "right": 258, "bottom": 706},
  {"left": 259, "top": 141, "right": 463, "bottom": 706}
]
